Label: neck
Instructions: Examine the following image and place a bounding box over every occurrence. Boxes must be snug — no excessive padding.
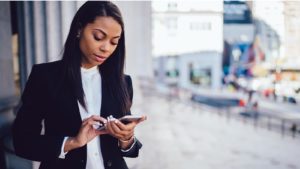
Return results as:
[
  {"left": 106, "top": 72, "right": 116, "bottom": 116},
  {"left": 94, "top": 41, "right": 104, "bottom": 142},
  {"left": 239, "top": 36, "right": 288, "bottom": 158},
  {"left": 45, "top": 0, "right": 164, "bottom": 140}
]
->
[{"left": 81, "top": 64, "right": 96, "bottom": 69}]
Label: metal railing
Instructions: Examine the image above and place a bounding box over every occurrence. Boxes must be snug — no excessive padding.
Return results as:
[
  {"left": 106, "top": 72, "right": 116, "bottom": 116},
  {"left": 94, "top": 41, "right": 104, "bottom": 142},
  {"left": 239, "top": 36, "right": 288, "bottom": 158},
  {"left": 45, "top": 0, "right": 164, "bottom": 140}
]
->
[{"left": 137, "top": 79, "right": 300, "bottom": 139}]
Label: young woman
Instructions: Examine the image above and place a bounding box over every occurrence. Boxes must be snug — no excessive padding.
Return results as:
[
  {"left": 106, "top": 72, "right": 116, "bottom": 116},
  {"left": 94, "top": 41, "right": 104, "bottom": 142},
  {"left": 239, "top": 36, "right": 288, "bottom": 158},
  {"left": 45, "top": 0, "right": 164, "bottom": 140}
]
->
[{"left": 12, "top": 1, "right": 145, "bottom": 169}]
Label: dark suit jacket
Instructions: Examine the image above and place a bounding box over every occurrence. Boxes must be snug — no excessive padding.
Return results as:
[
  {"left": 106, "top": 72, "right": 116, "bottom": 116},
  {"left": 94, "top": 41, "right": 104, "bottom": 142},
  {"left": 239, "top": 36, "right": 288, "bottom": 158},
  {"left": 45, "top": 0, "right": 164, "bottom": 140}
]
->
[{"left": 12, "top": 60, "right": 142, "bottom": 169}]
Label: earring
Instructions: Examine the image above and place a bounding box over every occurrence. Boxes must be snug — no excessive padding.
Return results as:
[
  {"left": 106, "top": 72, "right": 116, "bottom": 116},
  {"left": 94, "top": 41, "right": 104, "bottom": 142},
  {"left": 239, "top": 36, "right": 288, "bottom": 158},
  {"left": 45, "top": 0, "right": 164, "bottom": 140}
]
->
[{"left": 76, "top": 33, "right": 81, "bottom": 38}]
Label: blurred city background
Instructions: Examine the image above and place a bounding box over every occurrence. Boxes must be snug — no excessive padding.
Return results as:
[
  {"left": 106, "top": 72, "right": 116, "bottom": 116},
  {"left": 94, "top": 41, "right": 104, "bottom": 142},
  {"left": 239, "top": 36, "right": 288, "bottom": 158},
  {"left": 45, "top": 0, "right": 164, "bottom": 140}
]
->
[{"left": 1, "top": 1, "right": 300, "bottom": 169}]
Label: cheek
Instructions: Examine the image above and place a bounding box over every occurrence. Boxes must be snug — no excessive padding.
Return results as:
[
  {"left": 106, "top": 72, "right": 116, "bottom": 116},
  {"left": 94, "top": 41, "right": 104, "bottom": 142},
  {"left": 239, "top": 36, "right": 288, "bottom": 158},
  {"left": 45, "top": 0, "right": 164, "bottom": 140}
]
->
[
  {"left": 79, "top": 37, "right": 97, "bottom": 56},
  {"left": 110, "top": 45, "right": 118, "bottom": 54}
]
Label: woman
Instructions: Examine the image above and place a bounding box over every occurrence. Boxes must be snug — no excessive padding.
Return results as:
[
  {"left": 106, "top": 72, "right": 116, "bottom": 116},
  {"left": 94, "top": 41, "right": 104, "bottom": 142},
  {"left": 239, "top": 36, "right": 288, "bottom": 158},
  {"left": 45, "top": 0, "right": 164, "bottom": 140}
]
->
[{"left": 12, "top": 1, "right": 145, "bottom": 169}]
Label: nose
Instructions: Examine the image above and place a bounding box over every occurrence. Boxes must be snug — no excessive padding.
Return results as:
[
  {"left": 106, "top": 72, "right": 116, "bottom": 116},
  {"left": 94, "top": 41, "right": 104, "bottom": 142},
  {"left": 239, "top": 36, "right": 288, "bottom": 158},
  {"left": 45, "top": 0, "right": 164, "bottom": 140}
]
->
[{"left": 100, "top": 41, "right": 110, "bottom": 52}]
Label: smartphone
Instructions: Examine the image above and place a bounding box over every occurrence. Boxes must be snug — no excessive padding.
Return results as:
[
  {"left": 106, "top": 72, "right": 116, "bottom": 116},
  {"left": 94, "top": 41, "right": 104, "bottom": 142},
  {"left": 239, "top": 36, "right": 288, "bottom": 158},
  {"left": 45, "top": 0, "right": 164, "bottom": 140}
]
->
[
  {"left": 119, "top": 115, "right": 144, "bottom": 124},
  {"left": 95, "top": 122, "right": 106, "bottom": 131},
  {"left": 96, "top": 115, "right": 145, "bottom": 130}
]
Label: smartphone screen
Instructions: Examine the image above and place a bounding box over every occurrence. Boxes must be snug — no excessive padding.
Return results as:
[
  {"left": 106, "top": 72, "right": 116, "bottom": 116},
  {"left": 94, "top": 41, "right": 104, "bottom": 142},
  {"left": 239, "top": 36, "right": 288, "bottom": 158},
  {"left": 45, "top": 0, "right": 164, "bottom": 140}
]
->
[{"left": 119, "top": 115, "right": 143, "bottom": 124}]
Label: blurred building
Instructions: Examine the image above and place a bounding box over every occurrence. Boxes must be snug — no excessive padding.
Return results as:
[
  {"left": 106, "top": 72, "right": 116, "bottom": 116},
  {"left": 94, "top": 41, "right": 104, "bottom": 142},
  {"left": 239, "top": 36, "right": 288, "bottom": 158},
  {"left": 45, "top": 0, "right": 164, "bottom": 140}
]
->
[
  {"left": 0, "top": 1, "right": 152, "bottom": 169},
  {"left": 223, "top": 0, "right": 255, "bottom": 77},
  {"left": 252, "top": 1, "right": 284, "bottom": 65},
  {"left": 152, "top": 1, "right": 223, "bottom": 89},
  {"left": 252, "top": 1, "right": 300, "bottom": 99},
  {"left": 283, "top": 1, "right": 300, "bottom": 68}
]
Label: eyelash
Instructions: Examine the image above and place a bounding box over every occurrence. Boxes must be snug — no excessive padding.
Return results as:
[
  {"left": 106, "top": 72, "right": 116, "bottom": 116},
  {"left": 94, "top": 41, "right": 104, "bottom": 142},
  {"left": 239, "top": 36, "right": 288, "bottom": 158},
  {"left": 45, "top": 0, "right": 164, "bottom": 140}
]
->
[
  {"left": 94, "top": 35, "right": 102, "bottom": 41},
  {"left": 93, "top": 35, "right": 118, "bottom": 46}
]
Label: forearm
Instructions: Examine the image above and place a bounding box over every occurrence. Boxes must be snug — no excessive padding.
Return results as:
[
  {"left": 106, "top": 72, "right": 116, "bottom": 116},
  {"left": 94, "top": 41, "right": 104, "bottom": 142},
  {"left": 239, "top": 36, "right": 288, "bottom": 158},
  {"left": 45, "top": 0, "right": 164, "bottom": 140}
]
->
[{"left": 63, "top": 137, "right": 83, "bottom": 152}]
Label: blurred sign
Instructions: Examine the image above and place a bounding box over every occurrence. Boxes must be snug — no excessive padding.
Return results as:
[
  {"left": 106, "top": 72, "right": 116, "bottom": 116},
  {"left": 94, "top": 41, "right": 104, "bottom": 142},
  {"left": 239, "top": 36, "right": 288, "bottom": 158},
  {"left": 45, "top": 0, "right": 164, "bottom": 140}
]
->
[{"left": 224, "top": 1, "right": 252, "bottom": 24}]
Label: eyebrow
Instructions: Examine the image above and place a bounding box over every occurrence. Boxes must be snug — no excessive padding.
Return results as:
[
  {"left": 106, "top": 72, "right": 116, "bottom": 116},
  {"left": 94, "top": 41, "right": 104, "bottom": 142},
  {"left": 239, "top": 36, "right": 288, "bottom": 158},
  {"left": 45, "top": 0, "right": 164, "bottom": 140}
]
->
[{"left": 93, "top": 28, "right": 120, "bottom": 39}]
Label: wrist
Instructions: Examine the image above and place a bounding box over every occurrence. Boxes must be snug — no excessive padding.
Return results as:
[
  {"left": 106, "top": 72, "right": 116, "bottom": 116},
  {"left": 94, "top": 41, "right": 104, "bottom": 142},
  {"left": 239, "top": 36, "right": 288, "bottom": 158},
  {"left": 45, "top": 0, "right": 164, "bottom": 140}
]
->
[
  {"left": 64, "top": 137, "right": 84, "bottom": 152},
  {"left": 119, "top": 135, "right": 134, "bottom": 143},
  {"left": 118, "top": 135, "right": 135, "bottom": 149}
]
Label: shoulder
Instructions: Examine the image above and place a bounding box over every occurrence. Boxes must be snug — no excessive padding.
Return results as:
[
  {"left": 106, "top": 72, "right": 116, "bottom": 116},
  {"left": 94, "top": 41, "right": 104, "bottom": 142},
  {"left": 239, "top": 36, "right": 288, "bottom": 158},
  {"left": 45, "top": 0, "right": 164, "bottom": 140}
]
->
[
  {"left": 30, "top": 60, "right": 64, "bottom": 78},
  {"left": 32, "top": 60, "right": 63, "bottom": 72},
  {"left": 28, "top": 60, "right": 64, "bottom": 86}
]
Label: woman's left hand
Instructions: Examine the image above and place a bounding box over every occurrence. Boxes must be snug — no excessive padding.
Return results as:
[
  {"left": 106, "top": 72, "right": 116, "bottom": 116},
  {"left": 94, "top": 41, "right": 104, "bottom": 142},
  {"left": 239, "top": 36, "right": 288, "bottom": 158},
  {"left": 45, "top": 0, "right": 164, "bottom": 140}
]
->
[{"left": 105, "top": 116, "right": 146, "bottom": 149}]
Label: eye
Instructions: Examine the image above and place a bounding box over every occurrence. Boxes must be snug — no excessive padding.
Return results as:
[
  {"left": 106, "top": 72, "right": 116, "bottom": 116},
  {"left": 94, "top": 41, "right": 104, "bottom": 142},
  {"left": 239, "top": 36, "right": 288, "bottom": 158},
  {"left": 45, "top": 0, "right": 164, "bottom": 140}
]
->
[
  {"left": 111, "top": 39, "right": 119, "bottom": 46},
  {"left": 111, "top": 42, "right": 118, "bottom": 46},
  {"left": 93, "top": 35, "right": 102, "bottom": 41},
  {"left": 93, "top": 32, "right": 105, "bottom": 41}
]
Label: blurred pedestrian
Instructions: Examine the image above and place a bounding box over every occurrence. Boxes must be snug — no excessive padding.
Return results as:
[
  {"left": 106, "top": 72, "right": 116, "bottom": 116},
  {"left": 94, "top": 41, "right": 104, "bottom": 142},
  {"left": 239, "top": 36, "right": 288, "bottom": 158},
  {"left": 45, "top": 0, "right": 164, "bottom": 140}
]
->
[{"left": 12, "top": 1, "right": 145, "bottom": 169}]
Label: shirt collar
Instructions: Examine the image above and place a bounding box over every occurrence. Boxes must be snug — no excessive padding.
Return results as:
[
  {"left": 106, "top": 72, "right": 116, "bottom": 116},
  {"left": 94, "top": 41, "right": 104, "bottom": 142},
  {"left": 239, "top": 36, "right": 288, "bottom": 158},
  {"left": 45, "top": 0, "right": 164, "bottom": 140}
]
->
[{"left": 80, "top": 66, "right": 99, "bottom": 76}]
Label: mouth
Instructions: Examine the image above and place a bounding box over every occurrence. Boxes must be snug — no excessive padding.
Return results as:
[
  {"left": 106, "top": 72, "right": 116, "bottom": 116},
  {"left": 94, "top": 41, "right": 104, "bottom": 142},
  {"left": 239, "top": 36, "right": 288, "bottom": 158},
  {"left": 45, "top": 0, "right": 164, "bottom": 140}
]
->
[{"left": 93, "top": 54, "right": 107, "bottom": 62}]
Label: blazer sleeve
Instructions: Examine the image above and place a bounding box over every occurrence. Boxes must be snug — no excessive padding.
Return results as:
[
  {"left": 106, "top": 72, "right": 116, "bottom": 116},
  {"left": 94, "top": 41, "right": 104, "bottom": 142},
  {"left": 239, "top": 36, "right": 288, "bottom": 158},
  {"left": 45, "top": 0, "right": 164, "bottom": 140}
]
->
[
  {"left": 120, "top": 75, "right": 143, "bottom": 158},
  {"left": 12, "top": 65, "right": 64, "bottom": 161}
]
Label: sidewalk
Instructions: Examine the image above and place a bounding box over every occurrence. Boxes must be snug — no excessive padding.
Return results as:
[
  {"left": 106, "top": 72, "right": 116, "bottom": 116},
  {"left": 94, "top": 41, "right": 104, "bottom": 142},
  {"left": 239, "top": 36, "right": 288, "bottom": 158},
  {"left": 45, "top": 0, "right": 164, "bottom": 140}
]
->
[
  {"left": 190, "top": 88, "right": 300, "bottom": 130},
  {"left": 126, "top": 90, "right": 300, "bottom": 169}
]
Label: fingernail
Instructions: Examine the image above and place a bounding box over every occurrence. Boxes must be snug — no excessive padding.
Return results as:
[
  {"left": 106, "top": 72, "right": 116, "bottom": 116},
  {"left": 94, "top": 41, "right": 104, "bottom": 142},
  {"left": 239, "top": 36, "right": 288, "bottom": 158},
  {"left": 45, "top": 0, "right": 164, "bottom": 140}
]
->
[{"left": 114, "top": 120, "right": 118, "bottom": 124}]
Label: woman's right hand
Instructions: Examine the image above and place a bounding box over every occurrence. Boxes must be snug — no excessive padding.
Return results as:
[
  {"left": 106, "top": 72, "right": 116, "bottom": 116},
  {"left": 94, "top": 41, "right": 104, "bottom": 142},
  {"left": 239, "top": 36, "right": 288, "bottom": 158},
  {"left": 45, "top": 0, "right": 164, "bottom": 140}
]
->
[{"left": 64, "top": 115, "right": 108, "bottom": 152}]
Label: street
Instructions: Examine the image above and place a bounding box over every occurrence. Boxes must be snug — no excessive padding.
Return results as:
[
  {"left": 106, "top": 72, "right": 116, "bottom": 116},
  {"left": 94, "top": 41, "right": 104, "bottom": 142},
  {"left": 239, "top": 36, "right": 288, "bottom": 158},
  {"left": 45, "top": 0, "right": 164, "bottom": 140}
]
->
[{"left": 125, "top": 89, "right": 300, "bottom": 169}]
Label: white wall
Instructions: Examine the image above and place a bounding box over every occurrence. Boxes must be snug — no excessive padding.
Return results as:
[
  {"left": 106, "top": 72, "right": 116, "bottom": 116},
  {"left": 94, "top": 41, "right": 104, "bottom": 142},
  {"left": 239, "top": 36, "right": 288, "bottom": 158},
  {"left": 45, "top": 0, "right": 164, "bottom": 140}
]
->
[
  {"left": 115, "top": 1, "right": 153, "bottom": 78},
  {"left": 178, "top": 52, "right": 222, "bottom": 89},
  {"left": 153, "top": 13, "right": 223, "bottom": 56}
]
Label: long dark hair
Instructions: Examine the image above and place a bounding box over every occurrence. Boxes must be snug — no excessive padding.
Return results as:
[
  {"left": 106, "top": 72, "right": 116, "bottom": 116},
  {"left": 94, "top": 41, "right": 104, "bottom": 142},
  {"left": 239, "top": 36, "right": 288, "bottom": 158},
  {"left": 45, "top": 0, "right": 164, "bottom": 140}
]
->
[{"left": 62, "top": 1, "right": 131, "bottom": 115}]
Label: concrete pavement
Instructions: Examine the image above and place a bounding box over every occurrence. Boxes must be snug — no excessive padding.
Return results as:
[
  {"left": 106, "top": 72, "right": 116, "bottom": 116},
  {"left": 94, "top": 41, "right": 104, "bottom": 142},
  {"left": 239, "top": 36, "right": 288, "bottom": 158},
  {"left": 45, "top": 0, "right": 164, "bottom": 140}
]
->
[{"left": 126, "top": 91, "right": 300, "bottom": 169}]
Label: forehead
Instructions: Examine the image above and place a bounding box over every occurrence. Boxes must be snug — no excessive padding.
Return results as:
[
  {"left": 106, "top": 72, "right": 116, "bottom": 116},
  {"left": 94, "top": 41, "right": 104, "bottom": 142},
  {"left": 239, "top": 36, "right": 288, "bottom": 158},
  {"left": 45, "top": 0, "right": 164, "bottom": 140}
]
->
[{"left": 86, "top": 16, "right": 122, "bottom": 36}]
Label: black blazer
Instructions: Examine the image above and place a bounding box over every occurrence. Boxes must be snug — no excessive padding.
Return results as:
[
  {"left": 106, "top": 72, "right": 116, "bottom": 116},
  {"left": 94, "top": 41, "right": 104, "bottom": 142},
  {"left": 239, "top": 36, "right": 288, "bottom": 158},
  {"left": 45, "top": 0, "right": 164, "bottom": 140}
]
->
[{"left": 12, "top": 60, "right": 142, "bottom": 169}]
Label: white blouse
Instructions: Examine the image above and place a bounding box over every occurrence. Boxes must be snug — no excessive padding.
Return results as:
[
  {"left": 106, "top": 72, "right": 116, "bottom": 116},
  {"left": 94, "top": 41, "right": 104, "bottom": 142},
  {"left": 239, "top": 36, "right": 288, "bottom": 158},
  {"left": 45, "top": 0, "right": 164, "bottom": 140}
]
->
[
  {"left": 59, "top": 66, "right": 105, "bottom": 169},
  {"left": 58, "top": 66, "right": 136, "bottom": 168},
  {"left": 78, "top": 66, "right": 104, "bottom": 169}
]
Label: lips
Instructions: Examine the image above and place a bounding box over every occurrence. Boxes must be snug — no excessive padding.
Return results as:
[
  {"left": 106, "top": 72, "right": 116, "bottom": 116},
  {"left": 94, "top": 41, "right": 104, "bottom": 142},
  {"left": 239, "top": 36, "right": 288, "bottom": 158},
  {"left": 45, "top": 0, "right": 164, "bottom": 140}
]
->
[{"left": 94, "top": 54, "right": 107, "bottom": 62}]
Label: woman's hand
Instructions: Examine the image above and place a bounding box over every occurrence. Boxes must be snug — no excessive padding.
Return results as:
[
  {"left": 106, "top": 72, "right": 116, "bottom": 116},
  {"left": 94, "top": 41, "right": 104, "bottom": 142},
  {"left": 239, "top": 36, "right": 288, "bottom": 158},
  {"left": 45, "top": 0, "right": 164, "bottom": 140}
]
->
[
  {"left": 106, "top": 115, "right": 146, "bottom": 149},
  {"left": 64, "top": 115, "right": 108, "bottom": 152}
]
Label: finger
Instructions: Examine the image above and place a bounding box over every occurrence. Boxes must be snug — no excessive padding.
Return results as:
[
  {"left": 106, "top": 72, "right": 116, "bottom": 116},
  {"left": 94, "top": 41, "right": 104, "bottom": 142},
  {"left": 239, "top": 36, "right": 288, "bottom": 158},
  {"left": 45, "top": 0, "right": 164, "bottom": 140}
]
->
[
  {"left": 115, "top": 120, "right": 135, "bottom": 131},
  {"left": 82, "top": 116, "right": 96, "bottom": 125},
  {"left": 82, "top": 117, "right": 89, "bottom": 122},
  {"left": 106, "top": 124, "right": 122, "bottom": 138},
  {"left": 83, "top": 115, "right": 106, "bottom": 127},
  {"left": 82, "top": 118, "right": 90, "bottom": 125},
  {"left": 81, "top": 121, "right": 98, "bottom": 132},
  {"left": 106, "top": 119, "right": 124, "bottom": 138},
  {"left": 110, "top": 120, "right": 123, "bottom": 134},
  {"left": 91, "top": 115, "right": 108, "bottom": 123},
  {"left": 80, "top": 121, "right": 93, "bottom": 134},
  {"left": 105, "top": 119, "right": 114, "bottom": 135},
  {"left": 107, "top": 119, "right": 122, "bottom": 134},
  {"left": 112, "top": 121, "right": 134, "bottom": 138},
  {"left": 87, "top": 120, "right": 100, "bottom": 126}
]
